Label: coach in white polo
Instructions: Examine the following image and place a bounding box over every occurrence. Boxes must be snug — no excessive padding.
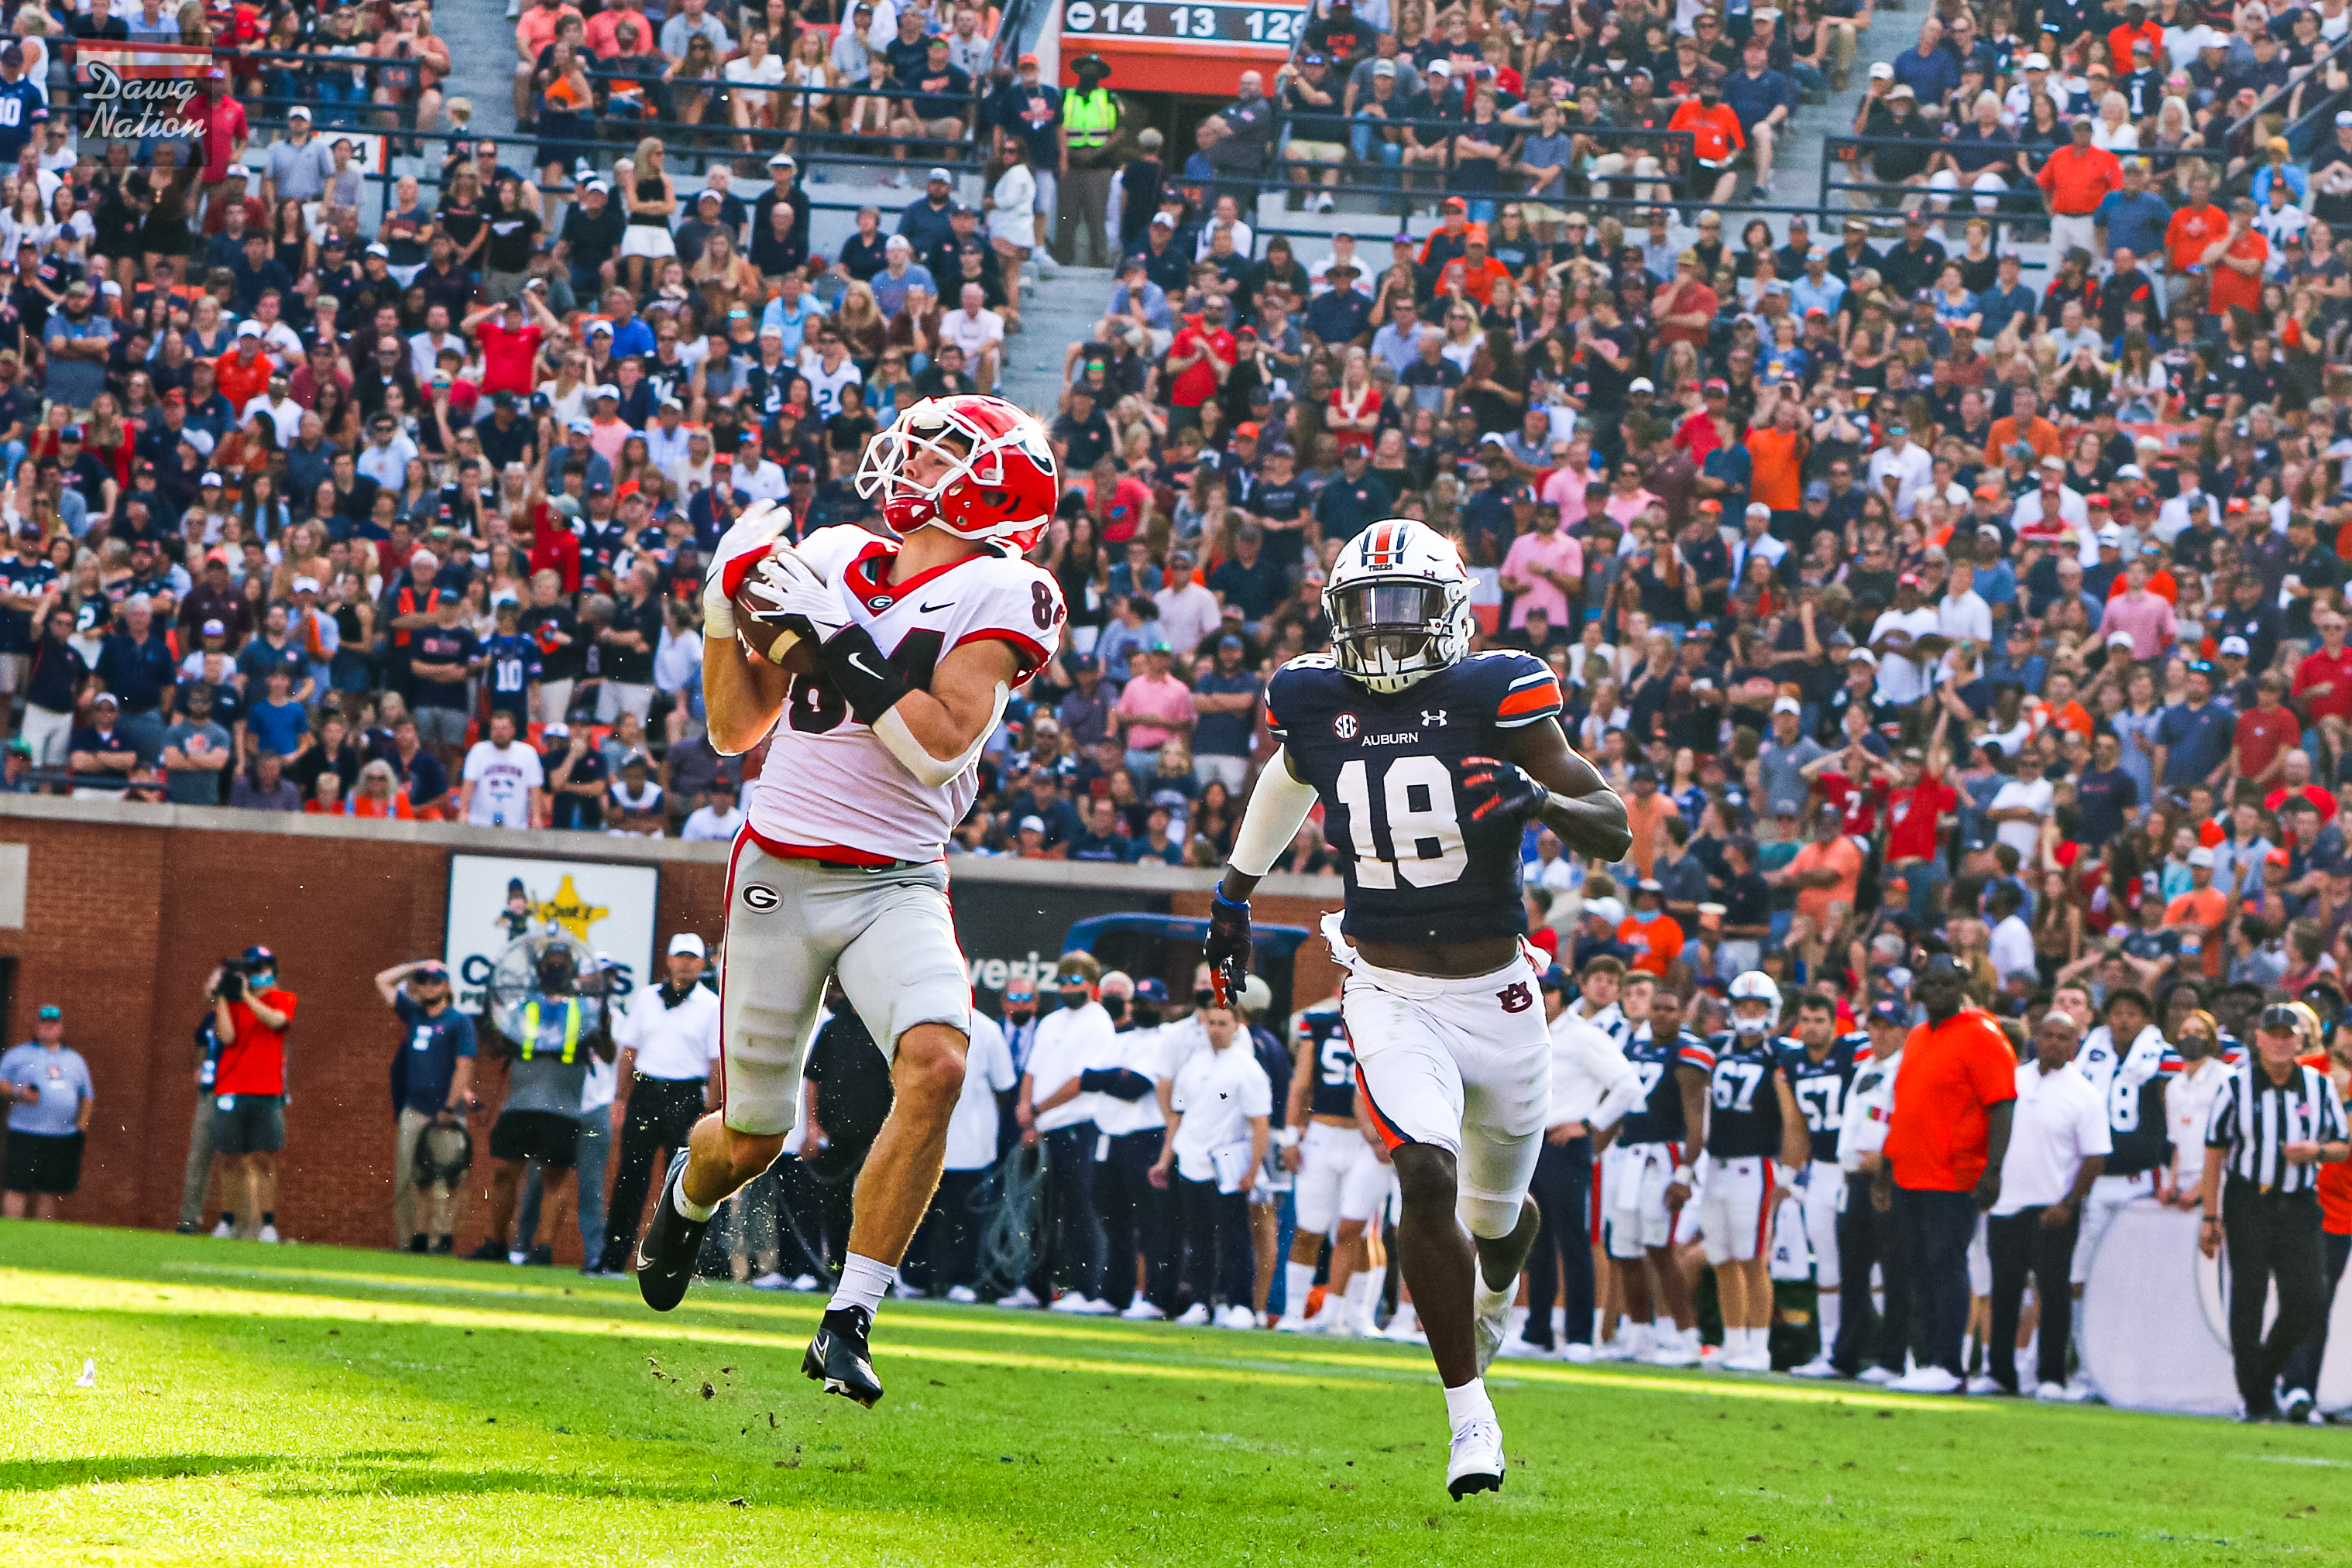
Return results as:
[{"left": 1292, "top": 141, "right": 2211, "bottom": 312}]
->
[
  {"left": 592, "top": 935, "right": 721, "bottom": 1275},
  {"left": 1983, "top": 1009, "right": 2108, "bottom": 1398}
]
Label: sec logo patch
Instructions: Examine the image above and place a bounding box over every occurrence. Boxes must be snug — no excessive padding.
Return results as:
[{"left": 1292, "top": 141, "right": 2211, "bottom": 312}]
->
[
  {"left": 1332, "top": 714, "right": 1359, "bottom": 740},
  {"left": 743, "top": 884, "right": 781, "bottom": 911}
]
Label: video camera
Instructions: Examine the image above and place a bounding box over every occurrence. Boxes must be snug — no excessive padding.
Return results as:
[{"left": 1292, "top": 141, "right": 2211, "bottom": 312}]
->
[{"left": 212, "top": 945, "right": 277, "bottom": 1002}]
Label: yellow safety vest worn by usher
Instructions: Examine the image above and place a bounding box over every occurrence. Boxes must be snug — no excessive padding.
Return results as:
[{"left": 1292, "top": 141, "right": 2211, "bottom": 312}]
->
[
  {"left": 1064, "top": 87, "right": 1117, "bottom": 152},
  {"left": 520, "top": 998, "right": 582, "bottom": 1063}
]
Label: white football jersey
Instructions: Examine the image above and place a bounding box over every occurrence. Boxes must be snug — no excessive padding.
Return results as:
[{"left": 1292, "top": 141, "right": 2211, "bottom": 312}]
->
[{"left": 747, "top": 523, "right": 1065, "bottom": 863}]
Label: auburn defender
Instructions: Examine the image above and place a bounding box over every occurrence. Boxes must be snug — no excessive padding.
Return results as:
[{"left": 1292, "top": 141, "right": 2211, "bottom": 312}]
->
[
  {"left": 632, "top": 395, "right": 1062, "bottom": 1408},
  {"left": 1204, "top": 520, "right": 1630, "bottom": 1498}
]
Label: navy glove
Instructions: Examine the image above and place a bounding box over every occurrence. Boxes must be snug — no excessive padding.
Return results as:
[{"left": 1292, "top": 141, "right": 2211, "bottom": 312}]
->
[
  {"left": 1204, "top": 893, "right": 1252, "bottom": 1010},
  {"left": 1458, "top": 755, "right": 1549, "bottom": 827}
]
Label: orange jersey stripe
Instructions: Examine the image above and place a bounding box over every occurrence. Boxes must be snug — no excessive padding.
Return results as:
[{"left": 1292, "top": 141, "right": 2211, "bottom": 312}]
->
[{"left": 1497, "top": 681, "right": 1563, "bottom": 717}]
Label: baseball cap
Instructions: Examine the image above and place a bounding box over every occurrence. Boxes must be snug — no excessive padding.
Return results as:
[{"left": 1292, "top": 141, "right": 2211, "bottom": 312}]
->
[
  {"left": 1868, "top": 999, "right": 1907, "bottom": 1025},
  {"left": 1629, "top": 377, "right": 1655, "bottom": 393},
  {"left": 2220, "top": 635, "right": 2251, "bottom": 657},
  {"left": 36, "top": 1004, "right": 60, "bottom": 1021},
  {"left": 1869, "top": 61, "right": 1894, "bottom": 79},
  {"left": 669, "top": 932, "right": 708, "bottom": 958},
  {"left": 927, "top": 166, "right": 953, "bottom": 184},
  {"left": 1772, "top": 696, "right": 1801, "bottom": 716}
]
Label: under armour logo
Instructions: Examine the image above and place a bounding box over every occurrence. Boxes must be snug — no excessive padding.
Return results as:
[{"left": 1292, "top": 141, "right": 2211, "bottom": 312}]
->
[
  {"left": 1423, "top": 709, "right": 1448, "bottom": 726},
  {"left": 1497, "top": 982, "right": 1533, "bottom": 1014}
]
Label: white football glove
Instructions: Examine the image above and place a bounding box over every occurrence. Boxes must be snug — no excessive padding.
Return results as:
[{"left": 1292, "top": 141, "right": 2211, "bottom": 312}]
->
[
  {"left": 739, "top": 547, "right": 852, "bottom": 643},
  {"left": 699, "top": 498, "right": 794, "bottom": 639}
]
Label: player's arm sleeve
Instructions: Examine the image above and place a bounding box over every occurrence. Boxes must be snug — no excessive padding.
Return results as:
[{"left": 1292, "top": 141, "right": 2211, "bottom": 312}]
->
[
  {"left": 1079, "top": 1067, "right": 1158, "bottom": 1100},
  {"left": 1493, "top": 654, "right": 1565, "bottom": 729},
  {"left": 1228, "top": 746, "right": 1320, "bottom": 878}
]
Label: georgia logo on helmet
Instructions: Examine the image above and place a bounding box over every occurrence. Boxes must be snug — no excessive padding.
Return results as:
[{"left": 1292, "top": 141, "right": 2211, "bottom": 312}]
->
[
  {"left": 1324, "top": 518, "right": 1474, "bottom": 695},
  {"left": 1727, "top": 971, "right": 1782, "bottom": 1036},
  {"left": 853, "top": 394, "right": 1058, "bottom": 553}
]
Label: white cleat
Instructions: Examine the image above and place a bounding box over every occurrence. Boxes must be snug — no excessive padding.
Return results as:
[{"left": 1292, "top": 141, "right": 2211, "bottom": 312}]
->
[
  {"left": 749, "top": 1271, "right": 789, "bottom": 1291},
  {"left": 1856, "top": 1365, "right": 1897, "bottom": 1384},
  {"left": 1173, "top": 1302, "right": 1212, "bottom": 1326},
  {"left": 994, "top": 1286, "right": 1042, "bottom": 1309},
  {"left": 1887, "top": 1366, "right": 1963, "bottom": 1394},
  {"left": 1560, "top": 1343, "right": 1598, "bottom": 1364},
  {"left": 1273, "top": 1313, "right": 1320, "bottom": 1333},
  {"left": 1382, "top": 1305, "right": 1426, "bottom": 1343},
  {"left": 2034, "top": 1381, "right": 2069, "bottom": 1402},
  {"left": 1472, "top": 1282, "right": 1513, "bottom": 1374},
  {"left": 1446, "top": 1419, "right": 1506, "bottom": 1501},
  {"left": 788, "top": 1275, "right": 821, "bottom": 1292},
  {"left": 1790, "top": 1356, "right": 1842, "bottom": 1380},
  {"left": 1643, "top": 1333, "right": 1700, "bottom": 1368},
  {"left": 210, "top": 1219, "right": 233, "bottom": 1239},
  {"left": 1498, "top": 1336, "right": 1554, "bottom": 1360},
  {"left": 1051, "top": 1294, "right": 1118, "bottom": 1316},
  {"left": 2060, "top": 1379, "right": 2098, "bottom": 1404},
  {"left": 1119, "top": 1298, "right": 1167, "bottom": 1321},
  {"left": 1590, "top": 1330, "right": 1646, "bottom": 1363},
  {"left": 1966, "top": 1374, "right": 2006, "bottom": 1396},
  {"left": 256, "top": 1225, "right": 280, "bottom": 1244},
  {"left": 945, "top": 1285, "right": 980, "bottom": 1304},
  {"left": 1723, "top": 1349, "right": 1774, "bottom": 1373},
  {"left": 1215, "top": 1303, "right": 1258, "bottom": 1330}
]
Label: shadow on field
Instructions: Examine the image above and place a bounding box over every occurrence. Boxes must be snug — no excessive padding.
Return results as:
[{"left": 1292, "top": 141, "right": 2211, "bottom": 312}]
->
[{"left": 0, "top": 1453, "right": 295, "bottom": 1491}]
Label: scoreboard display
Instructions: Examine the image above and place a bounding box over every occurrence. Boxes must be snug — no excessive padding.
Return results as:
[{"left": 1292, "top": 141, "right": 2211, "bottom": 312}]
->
[{"left": 1060, "top": 0, "right": 1303, "bottom": 50}]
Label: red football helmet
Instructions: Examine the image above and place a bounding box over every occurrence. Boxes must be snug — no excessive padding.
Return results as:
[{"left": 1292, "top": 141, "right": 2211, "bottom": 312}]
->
[{"left": 854, "top": 394, "right": 1058, "bottom": 552}]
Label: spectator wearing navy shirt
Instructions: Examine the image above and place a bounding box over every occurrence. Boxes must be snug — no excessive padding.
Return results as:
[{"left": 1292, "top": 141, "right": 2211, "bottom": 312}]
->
[{"left": 95, "top": 595, "right": 176, "bottom": 763}]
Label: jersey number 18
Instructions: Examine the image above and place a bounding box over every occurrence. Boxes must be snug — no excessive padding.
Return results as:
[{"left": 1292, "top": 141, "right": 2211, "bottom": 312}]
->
[{"left": 1333, "top": 756, "right": 1465, "bottom": 889}]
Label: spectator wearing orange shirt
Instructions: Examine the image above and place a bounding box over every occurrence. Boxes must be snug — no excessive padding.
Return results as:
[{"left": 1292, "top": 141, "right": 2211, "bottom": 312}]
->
[
  {"left": 1615, "top": 880, "right": 1686, "bottom": 979},
  {"left": 1620, "top": 767, "right": 1682, "bottom": 880},
  {"left": 1746, "top": 393, "right": 1808, "bottom": 520},
  {"left": 2164, "top": 167, "right": 2228, "bottom": 275},
  {"left": 1667, "top": 77, "right": 1746, "bottom": 203},
  {"left": 2035, "top": 118, "right": 2123, "bottom": 260},
  {"left": 1445, "top": 231, "right": 1512, "bottom": 306},
  {"left": 2164, "top": 847, "right": 2230, "bottom": 976},
  {"left": 1770, "top": 805, "right": 1863, "bottom": 973},
  {"left": 214, "top": 324, "right": 274, "bottom": 411},
  {"left": 2201, "top": 198, "right": 2268, "bottom": 319},
  {"left": 1880, "top": 955, "right": 2017, "bottom": 1392}
]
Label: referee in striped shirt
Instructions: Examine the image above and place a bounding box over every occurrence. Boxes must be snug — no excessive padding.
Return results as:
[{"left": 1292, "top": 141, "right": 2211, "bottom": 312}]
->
[{"left": 2198, "top": 1005, "right": 2352, "bottom": 1422}]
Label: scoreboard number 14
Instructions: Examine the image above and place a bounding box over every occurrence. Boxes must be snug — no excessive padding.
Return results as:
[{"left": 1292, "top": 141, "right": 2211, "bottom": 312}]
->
[{"left": 1061, "top": 2, "right": 1300, "bottom": 43}]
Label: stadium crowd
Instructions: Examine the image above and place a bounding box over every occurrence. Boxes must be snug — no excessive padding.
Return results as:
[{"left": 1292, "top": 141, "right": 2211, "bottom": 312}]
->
[{"left": 0, "top": 0, "right": 2347, "bottom": 1419}]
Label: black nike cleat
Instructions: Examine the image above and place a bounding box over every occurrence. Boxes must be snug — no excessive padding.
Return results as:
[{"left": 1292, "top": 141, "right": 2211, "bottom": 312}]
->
[
  {"left": 803, "top": 1305, "right": 884, "bottom": 1408},
  {"left": 633, "top": 1149, "right": 712, "bottom": 1312}
]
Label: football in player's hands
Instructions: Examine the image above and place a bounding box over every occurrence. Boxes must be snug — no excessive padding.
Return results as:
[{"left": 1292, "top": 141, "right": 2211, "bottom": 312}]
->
[
  {"left": 1458, "top": 756, "right": 1548, "bottom": 827},
  {"left": 737, "top": 547, "right": 850, "bottom": 671}
]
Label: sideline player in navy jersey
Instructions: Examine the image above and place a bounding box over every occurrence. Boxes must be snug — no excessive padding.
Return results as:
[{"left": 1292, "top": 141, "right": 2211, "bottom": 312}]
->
[
  {"left": 1778, "top": 991, "right": 1873, "bottom": 1377},
  {"left": 1276, "top": 985, "right": 1392, "bottom": 1336},
  {"left": 1203, "top": 519, "right": 1629, "bottom": 1499},
  {"left": 1598, "top": 983, "right": 1712, "bottom": 1367},
  {"left": 0, "top": 44, "right": 48, "bottom": 170},
  {"left": 1701, "top": 974, "right": 1812, "bottom": 1371}
]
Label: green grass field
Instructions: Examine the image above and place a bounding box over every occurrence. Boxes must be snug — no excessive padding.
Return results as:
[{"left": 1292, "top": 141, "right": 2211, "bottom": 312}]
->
[{"left": 2, "top": 1224, "right": 2346, "bottom": 1566}]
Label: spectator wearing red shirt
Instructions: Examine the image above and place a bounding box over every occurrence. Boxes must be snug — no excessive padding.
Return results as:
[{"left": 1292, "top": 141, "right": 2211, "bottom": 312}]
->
[
  {"left": 206, "top": 945, "right": 299, "bottom": 1242},
  {"left": 194, "top": 67, "right": 249, "bottom": 189},
  {"left": 1166, "top": 299, "right": 1237, "bottom": 423},
  {"left": 1672, "top": 379, "right": 1735, "bottom": 464},
  {"left": 2034, "top": 118, "right": 2122, "bottom": 258},
  {"left": 2233, "top": 673, "right": 2302, "bottom": 788},
  {"left": 2293, "top": 607, "right": 2352, "bottom": 726},
  {"left": 1880, "top": 956, "right": 2017, "bottom": 1392},
  {"left": 465, "top": 293, "right": 560, "bottom": 398},
  {"left": 1885, "top": 746, "right": 1958, "bottom": 923},
  {"left": 1650, "top": 252, "right": 1718, "bottom": 350}
]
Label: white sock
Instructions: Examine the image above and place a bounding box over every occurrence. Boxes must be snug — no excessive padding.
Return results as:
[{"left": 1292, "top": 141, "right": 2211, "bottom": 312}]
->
[
  {"left": 1344, "top": 1271, "right": 1377, "bottom": 1321},
  {"left": 827, "top": 1252, "right": 894, "bottom": 1317},
  {"left": 1443, "top": 1377, "right": 1495, "bottom": 1429},
  {"left": 1819, "top": 1291, "right": 1842, "bottom": 1345},
  {"left": 1653, "top": 1314, "right": 1677, "bottom": 1342},
  {"left": 673, "top": 1184, "right": 716, "bottom": 1223},
  {"left": 1286, "top": 1261, "right": 1317, "bottom": 1316}
]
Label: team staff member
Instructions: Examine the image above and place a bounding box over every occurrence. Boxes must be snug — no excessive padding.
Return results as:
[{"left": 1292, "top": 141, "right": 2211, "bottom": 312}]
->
[
  {"left": 1984, "top": 1010, "right": 2108, "bottom": 1399},
  {"left": 1881, "top": 955, "right": 2017, "bottom": 1394},
  {"left": 596, "top": 934, "right": 722, "bottom": 1277},
  {"left": 210, "top": 945, "right": 297, "bottom": 1243},
  {"left": 1015, "top": 952, "right": 1116, "bottom": 1312},
  {"left": 374, "top": 958, "right": 478, "bottom": 1254},
  {"left": 2199, "top": 1004, "right": 2350, "bottom": 1424},
  {"left": 1803, "top": 999, "right": 1913, "bottom": 1381},
  {"left": 1511, "top": 965, "right": 1641, "bottom": 1359},
  {"left": 2, "top": 1007, "right": 92, "bottom": 1220}
]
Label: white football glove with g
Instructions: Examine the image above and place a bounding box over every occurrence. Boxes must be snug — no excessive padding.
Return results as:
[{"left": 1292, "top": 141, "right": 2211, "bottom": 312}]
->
[
  {"left": 739, "top": 547, "right": 852, "bottom": 643},
  {"left": 699, "top": 499, "right": 793, "bottom": 639}
]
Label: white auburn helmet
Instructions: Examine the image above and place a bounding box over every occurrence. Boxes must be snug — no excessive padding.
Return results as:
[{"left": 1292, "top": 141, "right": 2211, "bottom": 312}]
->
[
  {"left": 1324, "top": 519, "right": 1474, "bottom": 695},
  {"left": 853, "top": 393, "right": 1059, "bottom": 552},
  {"left": 1728, "top": 971, "right": 1782, "bottom": 1034}
]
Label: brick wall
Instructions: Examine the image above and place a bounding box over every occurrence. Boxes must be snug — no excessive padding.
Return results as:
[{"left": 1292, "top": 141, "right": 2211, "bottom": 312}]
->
[{"left": 0, "top": 799, "right": 1341, "bottom": 1260}]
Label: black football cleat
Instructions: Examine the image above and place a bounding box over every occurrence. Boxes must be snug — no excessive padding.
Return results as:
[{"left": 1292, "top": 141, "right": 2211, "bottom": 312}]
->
[
  {"left": 633, "top": 1149, "right": 712, "bottom": 1312},
  {"left": 803, "top": 1305, "right": 884, "bottom": 1408}
]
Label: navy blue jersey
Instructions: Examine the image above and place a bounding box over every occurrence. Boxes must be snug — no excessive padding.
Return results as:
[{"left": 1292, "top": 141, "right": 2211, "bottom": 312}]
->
[
  {"left": 0, "top": 79, "right": 46, "bottom": 166},
  {"left": 1619, "top": 1025, "right": 1715, "bottom": 1147},
  {"left": 1266, "top": 650, "right": 1564, "bottom": 945},
  {"left": 1291, "top": 1004, "right": 1357, "bottom": 1120},
  {"left": 1776, "top": 1031, "right": 1872, "bottom": 1165},
  {"left": 482, "top": 632, "right": 542, "bottom": 715},
  {"left": 1705, "top": 1031, "right": 1788, "bottom": 1160}
]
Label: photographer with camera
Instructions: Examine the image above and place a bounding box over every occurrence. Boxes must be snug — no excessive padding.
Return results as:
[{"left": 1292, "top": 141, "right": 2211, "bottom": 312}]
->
[
  {"left": 375, "top": 959, "right": 478, "bottom": 1254},
  {"left": 209, "top": 945, "right": 300, "bottom": 1242}
]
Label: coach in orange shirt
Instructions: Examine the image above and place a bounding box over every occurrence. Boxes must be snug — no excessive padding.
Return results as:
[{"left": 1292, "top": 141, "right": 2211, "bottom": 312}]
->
[{"left": 1880, "top": 955, "right": 2017, "bottom": 1393}]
